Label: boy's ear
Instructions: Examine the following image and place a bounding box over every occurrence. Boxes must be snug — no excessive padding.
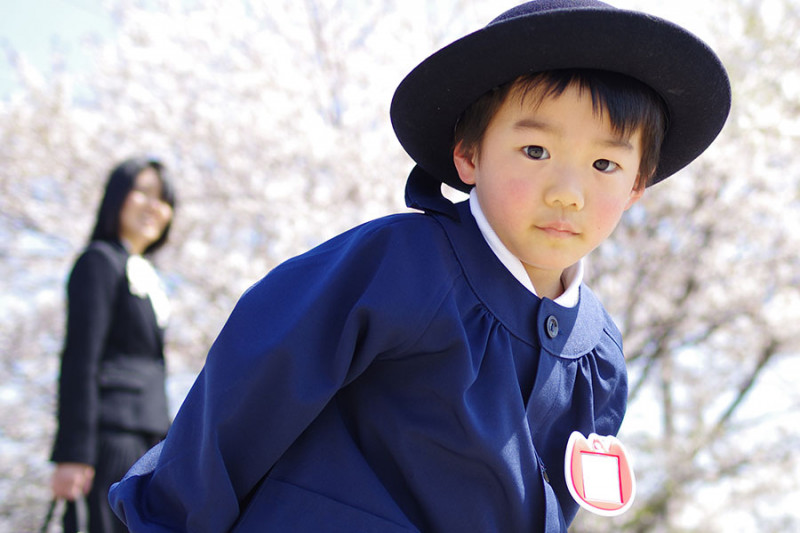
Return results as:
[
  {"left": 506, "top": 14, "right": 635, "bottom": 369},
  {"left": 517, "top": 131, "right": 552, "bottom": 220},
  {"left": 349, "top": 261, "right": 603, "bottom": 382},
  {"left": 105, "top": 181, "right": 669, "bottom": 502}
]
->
[
  {"left": 453, "top": 141, "right": 477, "bottom": 186},
  {"left": 625, "top": 182, "right": 645, "bottom": 210}
]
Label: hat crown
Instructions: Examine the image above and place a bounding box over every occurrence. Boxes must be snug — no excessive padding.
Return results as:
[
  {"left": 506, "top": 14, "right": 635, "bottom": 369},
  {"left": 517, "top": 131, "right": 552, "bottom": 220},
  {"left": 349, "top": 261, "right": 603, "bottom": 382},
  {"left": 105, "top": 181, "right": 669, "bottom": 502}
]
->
[{"left": 490, "top": 0, "right": 614, "bottom": 26}]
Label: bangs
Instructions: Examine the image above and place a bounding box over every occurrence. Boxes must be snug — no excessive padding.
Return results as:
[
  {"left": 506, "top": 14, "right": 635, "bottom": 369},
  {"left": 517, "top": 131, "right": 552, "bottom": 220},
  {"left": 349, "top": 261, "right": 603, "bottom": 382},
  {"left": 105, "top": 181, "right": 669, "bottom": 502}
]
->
[{"left": 513, "top": 69, "right": 667, "bottom": 142}]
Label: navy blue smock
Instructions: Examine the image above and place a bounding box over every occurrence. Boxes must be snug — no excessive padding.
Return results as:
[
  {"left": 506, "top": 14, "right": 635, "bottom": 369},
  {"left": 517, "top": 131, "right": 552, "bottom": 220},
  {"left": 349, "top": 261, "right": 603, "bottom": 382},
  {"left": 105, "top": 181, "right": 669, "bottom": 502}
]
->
[{"left": 109, "top": 179, "right": 628, "bottom": 532}]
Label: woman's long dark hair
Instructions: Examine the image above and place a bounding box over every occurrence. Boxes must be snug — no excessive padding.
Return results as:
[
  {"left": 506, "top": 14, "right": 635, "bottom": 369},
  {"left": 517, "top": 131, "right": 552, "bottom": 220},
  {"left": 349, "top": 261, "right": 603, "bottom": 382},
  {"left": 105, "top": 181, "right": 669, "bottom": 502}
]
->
[{"left": 90, "top": 156, "right": 177, "bottom": 255}]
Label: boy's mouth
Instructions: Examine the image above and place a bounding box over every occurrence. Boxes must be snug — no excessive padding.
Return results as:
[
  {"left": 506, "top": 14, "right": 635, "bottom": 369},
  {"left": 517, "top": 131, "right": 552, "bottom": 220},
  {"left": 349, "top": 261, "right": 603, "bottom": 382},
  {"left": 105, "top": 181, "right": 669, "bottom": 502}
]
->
[{"left": 537, "top": 221, "right": 578, "bottom": 237}]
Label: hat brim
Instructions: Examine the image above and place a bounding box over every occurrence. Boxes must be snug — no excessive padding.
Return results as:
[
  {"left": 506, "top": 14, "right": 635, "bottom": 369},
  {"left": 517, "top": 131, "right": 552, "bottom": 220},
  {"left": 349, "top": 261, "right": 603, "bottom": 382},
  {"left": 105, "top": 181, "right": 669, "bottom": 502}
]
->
[{"left": 390, "top": 7, "right": 731, "bottom": 191}]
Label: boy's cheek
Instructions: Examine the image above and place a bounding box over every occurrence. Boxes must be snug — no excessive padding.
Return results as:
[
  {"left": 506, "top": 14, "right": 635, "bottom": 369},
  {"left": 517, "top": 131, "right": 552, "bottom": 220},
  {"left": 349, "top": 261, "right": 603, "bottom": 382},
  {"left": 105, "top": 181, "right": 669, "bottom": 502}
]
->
[{"left": 593, "top": 202, "right": 633, "bottom": 234}]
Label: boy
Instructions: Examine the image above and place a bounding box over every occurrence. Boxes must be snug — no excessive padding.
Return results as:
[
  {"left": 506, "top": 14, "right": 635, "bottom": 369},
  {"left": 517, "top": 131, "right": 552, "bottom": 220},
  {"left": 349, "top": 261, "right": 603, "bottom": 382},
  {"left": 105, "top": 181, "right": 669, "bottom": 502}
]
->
[{"left": 110, "top": 1, "right": 730, "bottom": 531}]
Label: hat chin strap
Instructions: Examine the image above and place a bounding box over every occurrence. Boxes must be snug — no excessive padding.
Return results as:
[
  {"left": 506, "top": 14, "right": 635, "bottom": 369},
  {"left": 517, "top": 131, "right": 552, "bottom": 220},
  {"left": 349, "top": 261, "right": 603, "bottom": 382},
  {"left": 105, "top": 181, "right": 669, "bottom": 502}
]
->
[{"left": 405, "top": 165, "right": 463, "bottom": 220}]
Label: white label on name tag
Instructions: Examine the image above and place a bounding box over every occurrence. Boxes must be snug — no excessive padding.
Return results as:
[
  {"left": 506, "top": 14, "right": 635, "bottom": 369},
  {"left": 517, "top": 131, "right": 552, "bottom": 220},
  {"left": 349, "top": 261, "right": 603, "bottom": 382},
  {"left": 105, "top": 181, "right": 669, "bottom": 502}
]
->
[{"left": 580, "top": 452, "right": 622, "bottom": 503}]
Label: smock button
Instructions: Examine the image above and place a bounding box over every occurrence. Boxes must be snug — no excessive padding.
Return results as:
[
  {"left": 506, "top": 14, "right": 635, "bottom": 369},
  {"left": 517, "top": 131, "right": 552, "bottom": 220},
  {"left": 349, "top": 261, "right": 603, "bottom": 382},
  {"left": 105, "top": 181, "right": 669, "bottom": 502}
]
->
[{"left": 545, "top": 316, "right": 559, "bottom": 339}]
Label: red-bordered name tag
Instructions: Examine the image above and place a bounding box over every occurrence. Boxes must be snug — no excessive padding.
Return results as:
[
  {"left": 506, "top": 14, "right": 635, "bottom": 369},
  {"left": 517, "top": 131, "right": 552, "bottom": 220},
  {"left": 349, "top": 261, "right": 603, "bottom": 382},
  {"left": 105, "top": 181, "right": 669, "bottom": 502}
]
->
[{"left": 564, "top": 431, "right": 635, "bottom": 516}]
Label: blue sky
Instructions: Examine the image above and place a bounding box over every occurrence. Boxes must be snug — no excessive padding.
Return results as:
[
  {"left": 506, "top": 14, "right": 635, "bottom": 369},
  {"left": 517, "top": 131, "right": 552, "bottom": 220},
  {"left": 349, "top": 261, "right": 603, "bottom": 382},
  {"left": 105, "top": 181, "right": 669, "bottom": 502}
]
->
[{"left": 0, "top": 0, "right": 115, "bottom": 98}]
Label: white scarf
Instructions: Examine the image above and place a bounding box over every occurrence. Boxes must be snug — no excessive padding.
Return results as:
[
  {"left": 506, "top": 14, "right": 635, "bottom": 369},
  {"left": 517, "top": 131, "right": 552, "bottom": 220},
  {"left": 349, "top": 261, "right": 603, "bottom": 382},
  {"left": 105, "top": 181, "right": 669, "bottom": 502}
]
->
[{"left": 126, "top": 254, "right": 171, "bottom": 328}]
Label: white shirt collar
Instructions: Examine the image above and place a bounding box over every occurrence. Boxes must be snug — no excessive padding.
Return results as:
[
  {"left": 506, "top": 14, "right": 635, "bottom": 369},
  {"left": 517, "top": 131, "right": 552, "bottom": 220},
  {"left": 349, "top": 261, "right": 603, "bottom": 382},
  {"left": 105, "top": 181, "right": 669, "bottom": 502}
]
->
[{"left": 469, "top": 189, "right": 583, "bottom": 307}]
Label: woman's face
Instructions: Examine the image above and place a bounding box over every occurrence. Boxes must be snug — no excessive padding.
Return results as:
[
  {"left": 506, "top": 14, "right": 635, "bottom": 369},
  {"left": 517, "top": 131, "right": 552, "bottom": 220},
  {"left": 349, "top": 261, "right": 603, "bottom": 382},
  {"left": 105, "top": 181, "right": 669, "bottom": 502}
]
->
[{"left": 118, "top": 167, "right": 173, "bottom": 254}]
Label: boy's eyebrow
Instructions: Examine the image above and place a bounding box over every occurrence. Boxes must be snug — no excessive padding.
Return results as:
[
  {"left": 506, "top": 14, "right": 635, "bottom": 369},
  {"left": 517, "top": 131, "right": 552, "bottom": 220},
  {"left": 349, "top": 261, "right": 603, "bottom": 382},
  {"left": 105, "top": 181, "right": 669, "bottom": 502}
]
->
[
  {"left": 512, "top": 118, "right": 635, "bottom": 151},
  {"left": 597, "top": 136, "right": 635, "bottom": 151}
]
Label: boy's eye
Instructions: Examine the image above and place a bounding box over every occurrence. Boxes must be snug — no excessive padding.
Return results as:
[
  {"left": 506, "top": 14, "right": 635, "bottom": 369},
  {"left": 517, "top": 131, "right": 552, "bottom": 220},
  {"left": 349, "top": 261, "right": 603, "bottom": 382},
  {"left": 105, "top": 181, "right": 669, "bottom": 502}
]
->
[
  {"left": 593, "top": 159, "right": 619, "bottom": 172},
  {"left": 523, "top": 145, "right": 550, "bottom": 160}
]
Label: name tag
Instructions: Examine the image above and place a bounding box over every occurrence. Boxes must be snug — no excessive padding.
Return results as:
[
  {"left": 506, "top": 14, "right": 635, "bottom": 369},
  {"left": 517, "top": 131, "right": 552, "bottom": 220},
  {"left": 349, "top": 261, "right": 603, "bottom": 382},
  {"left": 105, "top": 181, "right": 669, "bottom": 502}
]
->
[{"left": 564, "top": 431, "right": 635, "bottom": 516}]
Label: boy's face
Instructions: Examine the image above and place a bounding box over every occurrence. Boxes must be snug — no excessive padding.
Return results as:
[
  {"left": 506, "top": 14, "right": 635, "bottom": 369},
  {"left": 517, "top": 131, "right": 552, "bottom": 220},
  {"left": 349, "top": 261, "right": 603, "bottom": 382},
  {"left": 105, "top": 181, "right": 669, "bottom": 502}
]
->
[{"left": 454, "top": 83, "right": 644, "bottom": 291}]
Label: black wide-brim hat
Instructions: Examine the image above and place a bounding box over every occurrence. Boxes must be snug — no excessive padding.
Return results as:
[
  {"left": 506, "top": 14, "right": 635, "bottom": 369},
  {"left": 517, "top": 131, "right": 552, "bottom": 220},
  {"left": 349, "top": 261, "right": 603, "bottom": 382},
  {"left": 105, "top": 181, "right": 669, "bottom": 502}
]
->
[{"left": 390, "top": 0, "right": 731, "bottom": 192}]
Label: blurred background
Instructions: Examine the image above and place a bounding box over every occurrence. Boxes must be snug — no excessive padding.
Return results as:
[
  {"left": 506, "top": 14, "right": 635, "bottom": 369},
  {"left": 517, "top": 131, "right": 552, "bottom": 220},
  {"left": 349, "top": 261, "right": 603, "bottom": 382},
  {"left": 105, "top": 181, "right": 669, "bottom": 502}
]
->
[{"left": 1, "top": 0, "right": 799, "bottom": 531}]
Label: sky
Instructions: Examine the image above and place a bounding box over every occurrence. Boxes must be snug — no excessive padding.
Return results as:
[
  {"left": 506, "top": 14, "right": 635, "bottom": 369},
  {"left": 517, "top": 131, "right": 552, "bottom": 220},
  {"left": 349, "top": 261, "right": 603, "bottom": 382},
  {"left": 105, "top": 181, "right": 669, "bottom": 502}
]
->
[
  {"left": 0, "top": 0, "right": 715, "bottom": 101},
  {"left": 0, "top": 0, "right": 116, "bottom": 98}
]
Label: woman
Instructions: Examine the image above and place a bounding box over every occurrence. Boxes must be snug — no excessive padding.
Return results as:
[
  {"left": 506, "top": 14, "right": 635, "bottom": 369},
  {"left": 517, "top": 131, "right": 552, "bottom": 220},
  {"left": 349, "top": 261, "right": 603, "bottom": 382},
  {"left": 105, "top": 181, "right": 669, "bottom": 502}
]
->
[{"left": 50, "top": 157, "right": 176, "bottom": 533}]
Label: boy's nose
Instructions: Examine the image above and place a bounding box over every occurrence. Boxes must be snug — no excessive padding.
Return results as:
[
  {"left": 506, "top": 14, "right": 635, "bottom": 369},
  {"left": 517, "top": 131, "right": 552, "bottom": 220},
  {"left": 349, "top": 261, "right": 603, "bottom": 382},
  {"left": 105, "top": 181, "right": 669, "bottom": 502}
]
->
[{"left": 543, "top": 168, "right": 584, "bottom": 210}]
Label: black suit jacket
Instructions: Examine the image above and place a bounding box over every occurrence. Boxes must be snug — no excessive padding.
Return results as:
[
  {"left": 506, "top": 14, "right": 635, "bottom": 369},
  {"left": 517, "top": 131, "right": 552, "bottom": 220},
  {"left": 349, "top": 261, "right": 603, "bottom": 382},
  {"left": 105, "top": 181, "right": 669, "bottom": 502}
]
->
[{"left": 51, "top": 240, "right": 170, "bottom": 465}]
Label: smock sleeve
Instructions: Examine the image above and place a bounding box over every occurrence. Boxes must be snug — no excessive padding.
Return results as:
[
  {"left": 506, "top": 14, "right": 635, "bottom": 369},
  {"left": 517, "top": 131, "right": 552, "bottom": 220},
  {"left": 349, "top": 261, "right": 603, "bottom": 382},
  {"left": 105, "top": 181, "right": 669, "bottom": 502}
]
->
[
  {"left": 51, "top": 245, "right": 122, "bottom": 465},
  {"left": 109, "top": 217, "right": 451, "bottom": 532}
]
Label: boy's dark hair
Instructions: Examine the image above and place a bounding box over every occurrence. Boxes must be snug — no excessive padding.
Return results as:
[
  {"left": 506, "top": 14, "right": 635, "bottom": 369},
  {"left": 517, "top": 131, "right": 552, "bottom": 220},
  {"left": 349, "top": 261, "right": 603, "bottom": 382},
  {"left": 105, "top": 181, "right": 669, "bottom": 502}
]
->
[
  {"left": 90, "top": 156, "right": 177, "bottom": 255},
  {"left": 453, "top": 69, "right": 668, "bottom": 190}
]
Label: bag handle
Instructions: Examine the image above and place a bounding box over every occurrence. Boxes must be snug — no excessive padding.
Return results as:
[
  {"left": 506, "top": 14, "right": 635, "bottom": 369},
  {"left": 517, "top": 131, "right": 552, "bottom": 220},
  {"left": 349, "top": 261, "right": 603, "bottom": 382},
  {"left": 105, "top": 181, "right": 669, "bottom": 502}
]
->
[
  {"left": 40, "top": 496, "right": 89, "bottom": 533},
  {"left": 39, "top": 499, "right": 56, "bottom": 533}
]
